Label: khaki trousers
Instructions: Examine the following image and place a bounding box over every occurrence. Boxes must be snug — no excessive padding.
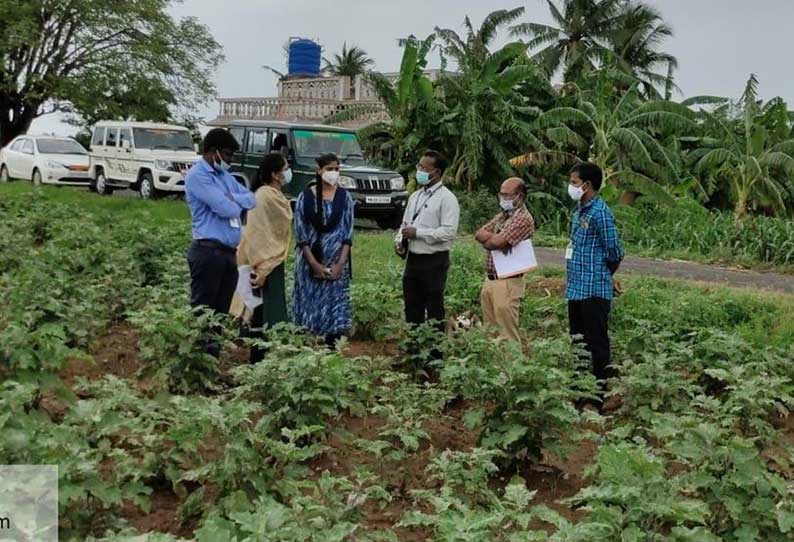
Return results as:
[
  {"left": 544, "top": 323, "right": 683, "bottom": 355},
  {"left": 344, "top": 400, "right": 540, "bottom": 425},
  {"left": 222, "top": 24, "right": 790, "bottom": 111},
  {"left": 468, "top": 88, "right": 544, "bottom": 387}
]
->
[{"left": 480, "top": 276, "right": 525, "bottom": 344}]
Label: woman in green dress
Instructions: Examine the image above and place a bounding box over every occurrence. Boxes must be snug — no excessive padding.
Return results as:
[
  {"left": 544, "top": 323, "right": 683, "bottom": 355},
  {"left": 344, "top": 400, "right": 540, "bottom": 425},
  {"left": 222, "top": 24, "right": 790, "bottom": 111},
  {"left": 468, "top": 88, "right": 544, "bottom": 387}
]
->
[{"left": 231, "top": 152, "right": 294, "bottom": 362}]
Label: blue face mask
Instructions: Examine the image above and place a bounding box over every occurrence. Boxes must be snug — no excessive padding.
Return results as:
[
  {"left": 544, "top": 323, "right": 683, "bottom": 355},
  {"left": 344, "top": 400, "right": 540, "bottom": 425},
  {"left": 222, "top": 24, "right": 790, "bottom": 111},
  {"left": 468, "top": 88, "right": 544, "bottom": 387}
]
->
[
  {"left": 214, "top": 151, "right": 231, "bottom": 172},
  {"left": 416, "top": 170, "right": 431, "bottom": 186}
]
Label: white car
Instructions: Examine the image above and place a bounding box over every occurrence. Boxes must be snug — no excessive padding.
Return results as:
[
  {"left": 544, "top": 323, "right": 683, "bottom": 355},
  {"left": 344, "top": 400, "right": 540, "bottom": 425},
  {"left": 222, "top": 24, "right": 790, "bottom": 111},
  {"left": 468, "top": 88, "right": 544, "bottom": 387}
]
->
[
  {"left": 0, "top": 136, "right": 91, "bottom": 186},
  {"left": 89, "top": 121, "right": 200, "bottom": 199}
]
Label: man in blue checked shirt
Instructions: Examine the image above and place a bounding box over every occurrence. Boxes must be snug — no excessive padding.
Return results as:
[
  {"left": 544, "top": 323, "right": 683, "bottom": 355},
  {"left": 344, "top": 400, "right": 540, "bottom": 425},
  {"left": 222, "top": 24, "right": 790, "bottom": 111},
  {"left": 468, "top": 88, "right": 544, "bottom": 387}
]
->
[
  {"left": 565, "top": 162, "right": 624, "bottom": 401},
  {"left": 185, "top": 128, "right": 255, "bottom": 353}
]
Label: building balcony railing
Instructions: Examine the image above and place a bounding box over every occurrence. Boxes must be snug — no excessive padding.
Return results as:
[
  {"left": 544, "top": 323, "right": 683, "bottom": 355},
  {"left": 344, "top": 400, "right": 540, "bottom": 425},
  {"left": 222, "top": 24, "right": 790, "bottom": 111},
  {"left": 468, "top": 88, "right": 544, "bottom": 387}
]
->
[
  {"left": 214, "top": 70, "right": 445, "bottom": 127},
  {"left": 216, "top": 97, "right": 387, "bottom": 127}
]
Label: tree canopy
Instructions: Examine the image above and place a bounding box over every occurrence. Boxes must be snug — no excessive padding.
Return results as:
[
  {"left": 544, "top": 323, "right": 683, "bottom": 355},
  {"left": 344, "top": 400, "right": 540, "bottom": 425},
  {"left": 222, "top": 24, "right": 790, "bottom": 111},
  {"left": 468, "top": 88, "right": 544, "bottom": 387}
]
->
[
  {"left": 323, "top": 43, "right": 374, "bottom": 78},
  {"left": 0, "top": 0, "right": 223, "bottom": 144}
]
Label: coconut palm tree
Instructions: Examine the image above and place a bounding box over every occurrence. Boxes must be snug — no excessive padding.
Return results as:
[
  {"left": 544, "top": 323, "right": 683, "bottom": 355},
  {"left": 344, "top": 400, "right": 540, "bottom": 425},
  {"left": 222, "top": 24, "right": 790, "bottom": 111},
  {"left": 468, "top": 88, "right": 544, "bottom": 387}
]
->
[
  {"left": 513, "top": 68, "right": 697, "bottom": 204},
  {"left": 691, "top": 75, "right": 794, "bottom": 219},
  {"left": 434, "top": 8, "right": 554, "bottom": 190},
  {"left": 607, "top": 2, "right": 678, "bottom": 99},
  {"left": 434, "top": 8, "right": 526, "bottom": 72},
  {"left": 510, "top": 0, "right": 623, "bottom": 81},
  {"left": 323, "top": 43, "right": 374, "bottom": 77},
  {"left": 511, "top": 0, "right": 678, "bottom": 98}
]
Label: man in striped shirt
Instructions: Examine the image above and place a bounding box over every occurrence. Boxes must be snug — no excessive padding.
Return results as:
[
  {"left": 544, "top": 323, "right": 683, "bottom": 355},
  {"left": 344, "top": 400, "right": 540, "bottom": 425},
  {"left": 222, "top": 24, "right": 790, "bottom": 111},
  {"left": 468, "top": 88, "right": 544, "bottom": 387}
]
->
[
  {"left": 566, "top": 162, "right": 624, "bottom": 396},
  {"left": 475, "top": 178, "right": 535, "bottom": 345}
]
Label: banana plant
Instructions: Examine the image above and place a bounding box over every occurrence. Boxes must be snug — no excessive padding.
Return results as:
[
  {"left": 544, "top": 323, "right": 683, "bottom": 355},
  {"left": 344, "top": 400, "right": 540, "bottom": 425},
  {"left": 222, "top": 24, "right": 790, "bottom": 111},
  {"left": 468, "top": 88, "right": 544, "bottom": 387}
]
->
[
  {"left": 324, "top": 35, "right": 445, "bottom": 178},
  {"left": 690, "top": 74, "right": 794, "bottom": 219},
  {"left": 513, "top": 68, "right": 697, "bottom": 205},
  {"left": 434, "top": 8, "right": 553, "bottom": 190}
]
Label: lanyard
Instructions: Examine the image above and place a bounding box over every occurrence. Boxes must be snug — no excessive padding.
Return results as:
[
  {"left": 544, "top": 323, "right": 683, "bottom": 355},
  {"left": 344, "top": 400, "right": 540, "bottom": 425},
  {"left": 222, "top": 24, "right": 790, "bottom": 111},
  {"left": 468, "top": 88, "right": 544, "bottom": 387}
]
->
[{"left": 410, "top": 186, "right": 440, "bottom": 225}]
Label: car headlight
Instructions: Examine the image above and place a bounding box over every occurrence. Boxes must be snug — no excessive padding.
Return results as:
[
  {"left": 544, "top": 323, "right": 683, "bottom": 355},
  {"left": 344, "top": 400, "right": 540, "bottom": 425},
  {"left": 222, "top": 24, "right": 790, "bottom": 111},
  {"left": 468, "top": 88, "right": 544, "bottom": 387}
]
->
[
  {"left": 46, "top": 160, "right": 66, "bottom": 169},
  {"left": 390, "top": 176, "right": 406, "bottom": 190},
  {"left": 154, "top": 160, "right": 173, "bottom": 171},
  {"left": 338, "top": 175, "right": 356, "bottom": 189}
]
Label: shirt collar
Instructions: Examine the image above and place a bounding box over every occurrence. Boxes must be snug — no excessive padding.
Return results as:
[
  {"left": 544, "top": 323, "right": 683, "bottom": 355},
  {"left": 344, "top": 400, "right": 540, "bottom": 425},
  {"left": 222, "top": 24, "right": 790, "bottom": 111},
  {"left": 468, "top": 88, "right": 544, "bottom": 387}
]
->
[
  {"left": 197, "top": 157, "right": 218, "bottom": 175},
  {"left": 578, "top": 195, "right": 599, "bottom": 212},
  {"left": 423, "top": 181, "right": 443, "bottom": 195}
]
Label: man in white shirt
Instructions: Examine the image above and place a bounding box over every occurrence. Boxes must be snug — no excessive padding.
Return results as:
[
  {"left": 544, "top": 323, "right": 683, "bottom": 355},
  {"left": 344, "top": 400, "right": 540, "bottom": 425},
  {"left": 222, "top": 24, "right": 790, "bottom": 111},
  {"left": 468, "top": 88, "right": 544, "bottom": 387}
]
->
[{"left": 395, "top": 150, "right": 460, "bottom": 333}]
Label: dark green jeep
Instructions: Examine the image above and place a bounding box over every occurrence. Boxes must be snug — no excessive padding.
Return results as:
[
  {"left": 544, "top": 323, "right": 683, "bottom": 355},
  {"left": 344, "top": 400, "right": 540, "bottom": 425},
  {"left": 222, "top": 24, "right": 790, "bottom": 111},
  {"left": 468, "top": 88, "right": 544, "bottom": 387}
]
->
[{"left": 209, "top": 119, "right": 408, "bottom": 229}]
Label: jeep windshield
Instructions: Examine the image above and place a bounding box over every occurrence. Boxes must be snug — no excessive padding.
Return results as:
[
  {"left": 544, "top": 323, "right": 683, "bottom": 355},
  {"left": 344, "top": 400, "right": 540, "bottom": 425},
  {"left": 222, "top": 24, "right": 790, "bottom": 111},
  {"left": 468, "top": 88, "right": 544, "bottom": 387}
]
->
[
  {"left": 133, "top": 128, "right": 194, "bottom": 151},
  {"left": 293, "top": 130, "right": 364, "bottom": 160}
]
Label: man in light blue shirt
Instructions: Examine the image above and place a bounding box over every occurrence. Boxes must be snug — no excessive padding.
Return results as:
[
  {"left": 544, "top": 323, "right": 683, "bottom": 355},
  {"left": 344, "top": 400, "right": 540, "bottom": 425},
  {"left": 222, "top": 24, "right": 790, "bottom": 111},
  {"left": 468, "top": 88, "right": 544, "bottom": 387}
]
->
[{"left": 185, "top": 128, "right": 255, "bottom": 339}]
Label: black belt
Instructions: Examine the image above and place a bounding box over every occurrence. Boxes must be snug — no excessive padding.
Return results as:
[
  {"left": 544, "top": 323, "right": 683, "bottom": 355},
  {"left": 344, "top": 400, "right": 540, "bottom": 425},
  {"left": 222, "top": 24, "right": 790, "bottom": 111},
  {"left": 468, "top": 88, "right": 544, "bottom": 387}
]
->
[
  {"left": 194, "top": 239, "right": 236, "bottom": 254},
  {"left": 407, "top": 250, "right": 449, "bottom": 260}
]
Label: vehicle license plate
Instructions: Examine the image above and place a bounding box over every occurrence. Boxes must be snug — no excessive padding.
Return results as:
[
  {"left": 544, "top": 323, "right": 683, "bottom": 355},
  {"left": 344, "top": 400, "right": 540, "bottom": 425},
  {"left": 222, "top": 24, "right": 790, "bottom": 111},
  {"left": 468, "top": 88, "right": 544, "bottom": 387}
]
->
[{"left": 366, "top": 196, "right": 391, "bottom": 204}]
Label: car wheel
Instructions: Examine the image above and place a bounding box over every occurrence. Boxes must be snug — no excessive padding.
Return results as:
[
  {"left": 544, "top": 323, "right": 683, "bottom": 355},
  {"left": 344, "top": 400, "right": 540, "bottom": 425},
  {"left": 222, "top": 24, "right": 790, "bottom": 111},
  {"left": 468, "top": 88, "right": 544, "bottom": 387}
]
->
[
  {"left": 138, "top": 172, "right": 161, "bottom": 200},
  {"left": 0, "top": 165, "right": 8, "bottom": 183},
  {"left": 93, "top": 170, "right": 113, "bottom": 196},
  {"left": 376, "top": 214, "right": 403, "bottom": 230},
  {"left": 32, "top": 168, "right": 42, "bottom": 186}
]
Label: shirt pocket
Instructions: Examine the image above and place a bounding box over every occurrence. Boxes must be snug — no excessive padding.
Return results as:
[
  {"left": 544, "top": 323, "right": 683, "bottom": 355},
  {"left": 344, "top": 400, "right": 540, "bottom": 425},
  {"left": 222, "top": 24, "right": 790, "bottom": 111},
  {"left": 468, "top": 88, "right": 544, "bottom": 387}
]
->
[{"left": 573, "top": 225, "right": 589, "bottom": 246}]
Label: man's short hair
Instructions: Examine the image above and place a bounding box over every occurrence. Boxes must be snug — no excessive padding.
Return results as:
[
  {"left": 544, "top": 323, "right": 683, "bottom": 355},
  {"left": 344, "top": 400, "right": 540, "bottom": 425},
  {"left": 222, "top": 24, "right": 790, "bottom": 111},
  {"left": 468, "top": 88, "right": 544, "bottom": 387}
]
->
[
  {"left": 570, "top": 162, "right": 603, "bottom": 191},
  {"left": 202, "top": 128, "right": 240, "bottom": 153},
  {"left": 423, "top": 149, "right": 448, "bottom": 176}
]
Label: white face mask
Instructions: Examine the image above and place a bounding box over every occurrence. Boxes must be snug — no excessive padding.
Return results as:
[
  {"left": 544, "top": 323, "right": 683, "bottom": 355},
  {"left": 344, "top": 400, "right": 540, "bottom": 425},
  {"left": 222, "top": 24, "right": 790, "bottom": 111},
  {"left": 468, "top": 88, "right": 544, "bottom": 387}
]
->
[
  {"left": 499, "top": 198, "right": 515, "bottom": 212},
  {"left": 322, "top": 170, "right": 340, "bottom": 186},
  {"left": 280, "top": 168, "right": 293, "bottom": 185},
  {"left": 568, "top": 184, "right": 585, "bottom": 202}
]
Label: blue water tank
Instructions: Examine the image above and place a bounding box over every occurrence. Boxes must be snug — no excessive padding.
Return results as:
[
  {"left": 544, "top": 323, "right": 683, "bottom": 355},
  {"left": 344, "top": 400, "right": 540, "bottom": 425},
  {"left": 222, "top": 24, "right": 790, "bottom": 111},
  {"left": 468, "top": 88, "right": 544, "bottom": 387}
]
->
[{"left": 288, "top": 39, "right": 322, "bottom": 77}]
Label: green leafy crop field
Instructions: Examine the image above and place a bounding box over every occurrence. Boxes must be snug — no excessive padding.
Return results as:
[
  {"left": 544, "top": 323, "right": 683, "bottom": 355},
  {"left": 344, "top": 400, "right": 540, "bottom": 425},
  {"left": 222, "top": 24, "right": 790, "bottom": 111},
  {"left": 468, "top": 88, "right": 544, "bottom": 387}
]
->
[{"left": 2, "top": 184, "right": 794, "bottom": 541}]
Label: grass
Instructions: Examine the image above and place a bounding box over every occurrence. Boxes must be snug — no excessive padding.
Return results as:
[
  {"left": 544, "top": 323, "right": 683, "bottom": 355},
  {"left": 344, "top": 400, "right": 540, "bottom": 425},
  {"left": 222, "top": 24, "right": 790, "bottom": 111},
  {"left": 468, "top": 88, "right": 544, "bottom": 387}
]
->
[{"left": 0, "top": 180, "right": 190, "bottom": 224}]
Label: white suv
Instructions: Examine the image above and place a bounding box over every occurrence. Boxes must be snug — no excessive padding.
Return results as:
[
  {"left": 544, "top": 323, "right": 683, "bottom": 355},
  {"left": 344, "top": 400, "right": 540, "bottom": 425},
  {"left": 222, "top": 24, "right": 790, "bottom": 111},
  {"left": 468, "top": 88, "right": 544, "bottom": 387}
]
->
[{"left": 89, "top": 121, "right": 199, "bottom": 199}]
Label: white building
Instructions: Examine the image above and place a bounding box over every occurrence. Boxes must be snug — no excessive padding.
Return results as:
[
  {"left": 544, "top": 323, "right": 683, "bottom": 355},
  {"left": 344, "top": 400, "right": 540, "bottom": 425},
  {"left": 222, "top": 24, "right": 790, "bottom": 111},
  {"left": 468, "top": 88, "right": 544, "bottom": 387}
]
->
[{"left": 212, "top": 70, "right": 446, "bottom": 128}]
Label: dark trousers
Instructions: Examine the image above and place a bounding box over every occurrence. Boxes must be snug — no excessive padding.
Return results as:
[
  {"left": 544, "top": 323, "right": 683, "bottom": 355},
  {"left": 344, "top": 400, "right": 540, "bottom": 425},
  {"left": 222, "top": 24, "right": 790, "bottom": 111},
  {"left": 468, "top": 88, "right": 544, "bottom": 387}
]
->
[
  {"left": 187, "top": 240, "right": 238, "bottom": 356},
  {"left": 249, "top": 263, "right": 287, "bottom": 363},
  {"left": 403, "top": 251, "right": 450, "bottom": 333},
  {"left": 568, "top": 298, "right": 613, "bottom": 387}
]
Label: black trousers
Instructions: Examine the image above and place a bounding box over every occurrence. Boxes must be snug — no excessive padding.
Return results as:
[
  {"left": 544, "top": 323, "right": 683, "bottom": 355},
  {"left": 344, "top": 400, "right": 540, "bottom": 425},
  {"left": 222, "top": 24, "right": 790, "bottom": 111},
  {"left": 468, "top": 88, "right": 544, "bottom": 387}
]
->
[
  {"left": 568, "top": 298, "right": 613, "bottom": 386},
  {"left": 403, "top": 251, "right": 450, "bottom": 333},
  {"left": 187, "top": 241, "right": 238, "bottom": 356},
  {"left": 187, "top": 241, "right": 238, "bottom": 313}
]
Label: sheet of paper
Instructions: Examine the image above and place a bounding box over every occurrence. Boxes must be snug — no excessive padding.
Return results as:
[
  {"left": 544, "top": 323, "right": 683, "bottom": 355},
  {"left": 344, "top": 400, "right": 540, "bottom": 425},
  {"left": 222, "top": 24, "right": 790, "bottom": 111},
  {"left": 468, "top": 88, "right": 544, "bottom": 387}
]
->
[
  {"left": 236, "top": 265, "right": 263, "bottom": 311},
  {"left": 491, "top": 239, "right": 538, "bottom": 278}
]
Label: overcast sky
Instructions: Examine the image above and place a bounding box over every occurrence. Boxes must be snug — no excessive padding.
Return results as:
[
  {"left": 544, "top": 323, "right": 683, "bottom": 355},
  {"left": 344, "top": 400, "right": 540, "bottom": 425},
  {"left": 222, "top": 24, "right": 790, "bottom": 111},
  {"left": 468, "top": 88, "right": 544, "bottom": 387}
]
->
[{"left": 31, "top": 0, "right": 794, "bottom": 135}]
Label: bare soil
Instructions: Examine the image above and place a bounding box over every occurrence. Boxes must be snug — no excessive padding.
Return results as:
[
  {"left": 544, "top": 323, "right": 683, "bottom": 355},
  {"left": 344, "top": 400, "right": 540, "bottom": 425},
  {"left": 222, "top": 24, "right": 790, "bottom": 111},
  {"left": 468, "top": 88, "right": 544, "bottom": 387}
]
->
[{"left": 43, "top": 319, "right": 598, "bottom": 541}]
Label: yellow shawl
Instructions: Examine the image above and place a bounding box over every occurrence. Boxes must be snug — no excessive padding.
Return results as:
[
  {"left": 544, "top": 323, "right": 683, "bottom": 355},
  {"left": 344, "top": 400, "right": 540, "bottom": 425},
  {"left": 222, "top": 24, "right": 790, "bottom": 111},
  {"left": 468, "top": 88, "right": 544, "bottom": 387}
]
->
[{"left": 230, "top": 185, "right": 293, "bottom": 321}]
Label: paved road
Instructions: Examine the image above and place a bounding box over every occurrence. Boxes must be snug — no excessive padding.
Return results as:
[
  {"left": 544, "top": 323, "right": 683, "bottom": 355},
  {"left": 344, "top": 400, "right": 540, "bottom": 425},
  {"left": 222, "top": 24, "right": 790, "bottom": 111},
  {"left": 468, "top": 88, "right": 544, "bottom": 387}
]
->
[{"left": 535, "top": 247, "right": 794, "bottom": 295}]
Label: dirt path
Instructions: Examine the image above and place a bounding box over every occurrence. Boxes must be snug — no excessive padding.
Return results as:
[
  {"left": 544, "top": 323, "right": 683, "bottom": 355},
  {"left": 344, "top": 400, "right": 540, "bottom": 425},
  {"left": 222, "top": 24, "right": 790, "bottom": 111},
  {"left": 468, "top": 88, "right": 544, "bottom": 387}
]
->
[{"left": 535, "top": 247, "right": 794, "bottom": 295}]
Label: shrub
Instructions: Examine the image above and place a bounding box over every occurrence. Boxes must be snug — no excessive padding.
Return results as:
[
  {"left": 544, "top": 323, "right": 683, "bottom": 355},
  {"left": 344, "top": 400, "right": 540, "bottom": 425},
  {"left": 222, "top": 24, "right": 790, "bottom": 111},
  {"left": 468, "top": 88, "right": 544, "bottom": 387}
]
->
[
  {"left": 128, "top": 303, "right": 226, "bottom": 394},
  {"left": 616, "top": 199, "right": 794, "bottom": 267}
]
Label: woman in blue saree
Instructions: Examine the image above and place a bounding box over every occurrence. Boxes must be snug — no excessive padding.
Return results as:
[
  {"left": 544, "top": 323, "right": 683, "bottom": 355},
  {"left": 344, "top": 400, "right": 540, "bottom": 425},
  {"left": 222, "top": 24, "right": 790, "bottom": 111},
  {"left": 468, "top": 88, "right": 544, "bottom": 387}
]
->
[{"left": 292, "top": 153, "right": 354, "bottom": 346}]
